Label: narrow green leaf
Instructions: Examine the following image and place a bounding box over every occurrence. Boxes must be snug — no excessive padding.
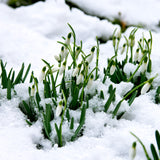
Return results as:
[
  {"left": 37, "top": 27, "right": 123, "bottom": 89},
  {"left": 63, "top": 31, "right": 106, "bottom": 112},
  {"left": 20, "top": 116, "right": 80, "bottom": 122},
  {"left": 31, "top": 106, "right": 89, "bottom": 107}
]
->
[
  {"left": 22, "top": 63, "right": 31, "bottom": 83},
  {"left": 70, "top": 117, "right": 74, "bottom": 130},
  {"left": 112, "top": 101, "right": 122, "bottom": 118},
  {"left": 66, "top": 109, "right": 70, "bottom": 122},
  {"left": 128, "top": 90, "right": 138, "bottom": 106},
  {"left": 104, "top": 88, "right": 116, "bottom": 112},
  {"left": 7, "top": 79, "right": 12, "bottom": 100},
  {"left": 150, "top": 144, "right": 159, "bottom": 160},
  {"left": 1, "top": 60, "right": 8, "bottom": 88},
  {"left": 155, "top": 130, "right": 160, "bottom": 153},
  {"left": 14, "top": 63, "right": 24, "bottom": 85}
]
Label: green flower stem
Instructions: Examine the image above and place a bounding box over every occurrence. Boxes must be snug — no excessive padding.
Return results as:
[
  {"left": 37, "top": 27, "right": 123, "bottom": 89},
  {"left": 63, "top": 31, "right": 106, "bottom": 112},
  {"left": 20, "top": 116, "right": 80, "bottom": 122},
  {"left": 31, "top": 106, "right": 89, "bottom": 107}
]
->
[{"left": 95, "top": 37, "right": 100, "bottom": 80}]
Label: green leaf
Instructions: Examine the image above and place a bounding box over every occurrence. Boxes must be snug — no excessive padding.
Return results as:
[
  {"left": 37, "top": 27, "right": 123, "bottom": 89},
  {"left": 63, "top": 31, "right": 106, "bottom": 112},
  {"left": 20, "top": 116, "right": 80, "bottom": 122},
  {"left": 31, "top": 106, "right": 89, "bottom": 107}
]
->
[
  {"left": 66, "top": 109, "right": 70, "bottom": 122},
  {"left": 112, "top": 101, "right": 122, "bottom": 118},
  {"left": 104, "top": 88, "right": 116, "bottom": 112},
  {"left": 22, "top": 63, "right": 31, "bottom": 83},
  {"left": 128, "top": 90, "right": 138, "bottom": 106},
  {"left": 1, "top": 60, "right": 8, "bottom": 88},
  {"left": 155, "top": 130, "right": 160, "bottom": 153},
  {"left": 150, "top": 144, "right": 159, "bottom": 160},
  {"left": 14, "top": 63, "right": 24, "bottom": 85},
  {"left": 43, "top": 79, "right": 51, "bottom": 98},
  {"left": 70, "top": 117, "right": 74, "bottom": 130},
  {"left": 7, "top": 79, "right": 12, "bottom": 100}
]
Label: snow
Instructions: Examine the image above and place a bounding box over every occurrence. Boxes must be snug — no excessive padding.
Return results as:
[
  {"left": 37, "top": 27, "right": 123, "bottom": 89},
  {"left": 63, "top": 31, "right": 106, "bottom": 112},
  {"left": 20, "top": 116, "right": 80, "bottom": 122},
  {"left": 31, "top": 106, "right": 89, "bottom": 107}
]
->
[{"left": 0, "top": 0, "right": 160, "bottom": 160}]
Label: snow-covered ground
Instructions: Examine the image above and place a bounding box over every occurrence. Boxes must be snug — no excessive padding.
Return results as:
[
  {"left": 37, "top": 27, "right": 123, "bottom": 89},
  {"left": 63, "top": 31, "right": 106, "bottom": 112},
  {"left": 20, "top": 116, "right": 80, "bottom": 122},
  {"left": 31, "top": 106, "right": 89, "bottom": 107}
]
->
[{"left": 0, "top": 0, "right": 160, "bottom": 160}]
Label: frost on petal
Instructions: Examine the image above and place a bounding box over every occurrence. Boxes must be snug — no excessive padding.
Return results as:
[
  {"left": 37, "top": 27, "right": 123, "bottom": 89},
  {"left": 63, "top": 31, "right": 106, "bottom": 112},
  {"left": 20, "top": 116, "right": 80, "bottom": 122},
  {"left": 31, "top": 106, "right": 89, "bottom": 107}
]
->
[
  {"left": 110, "top": 65, "right": 116, "bottom": 75},
  {"left": 141, "top": 82, "right": 151, "bottom": 95},
  {"left": 56, "top": 104, "right": 63, "bottom": 117}
]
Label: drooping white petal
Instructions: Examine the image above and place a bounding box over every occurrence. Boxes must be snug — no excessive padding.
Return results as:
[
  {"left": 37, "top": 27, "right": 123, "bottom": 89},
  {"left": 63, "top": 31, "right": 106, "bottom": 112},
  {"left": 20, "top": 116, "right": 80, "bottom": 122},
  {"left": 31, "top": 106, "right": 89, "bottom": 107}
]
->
[
  {"left": 110, "top": 65, "right": 116, "bottom": 75},
  {"left": 56, "top": 103, "right": 63, "bottom": 117},
  {"left": 52, "top": 67, "right": 59, "bottom": 73},
  {"left": 76, "top": 74, "right": 83, "bottom": 85},
  {"left": 140, "top": 62, "right": 147, "bottom": 73},
  {"left": 134, "top": 51, "right": 139, "bottom": 62},
  {"left": 87, "top": 78, "right": 93, "bottom": 89},
  {"left": 54, "top": 55, "right": 61, "bottom": 62},
  {"left": 72, "top": 67, "right": 79, "bottom": 77},
  {"left": 31, "top": 85, "right": 35, "bottom": 97},
  {"left": 59, "top": 63, "right": 66, "bottom": 75},
  {"left": 86, "top": 52, "right": 94, "bottom": 63},
  {"left": 138, "top": 52, "right": 143, "bottom": 62},
  {"left": 39, "top": 67, "right": 46, "bottom": 82},
  {"left": 129, "top": 142, "right": 136, "bottom": 160},
  {"left": 141, "top": 82, "right": 151, "bottom": 95}
]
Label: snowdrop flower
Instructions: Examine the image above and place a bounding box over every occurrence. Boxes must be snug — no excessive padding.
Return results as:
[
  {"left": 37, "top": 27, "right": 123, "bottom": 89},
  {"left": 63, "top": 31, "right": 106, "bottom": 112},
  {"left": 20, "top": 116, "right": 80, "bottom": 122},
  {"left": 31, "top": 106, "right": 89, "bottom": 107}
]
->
[
  {"left": 65, "top": 32, "right": 72, "bottom": 46},
  {"left": 56, "top": 101, "right": 63, "bottom": 117},
  {"left": 72, "top": 63, "right": 82, "bottom": 77},
  {"left": 76, "top": 71, "right": 84, "bottom": 85},
  {"left": 75, "top": 46, "right": 81, "bottom": 59},
  {"left": 54, "top": 54, "right": 61, "bottom": 62},
  {"left": 39, "top": 66, "right": 46, "bottom": 82},
  {"left": 138, "top": 51, "right": 144, "bottom": 62},
  {"left": 110, "top": 62, "right": 116, "bottom": 75},
  {"left": 120, "top": 43, "right": 126, "bottom": 55},
  {"left": 134, "top": 48, "right": 139, "bottom": 62},
  {"left": 31, "top": 85, "right": 35, "bottom": 97},
  {"left": 129, "top": 142, "right": 136, "bottom": 160},
  {"left": 59, "top": 61, "right": 66, "bottom": 75},
  {"left": 86, "top": 47, "right": 95, "bottom": 64},
  {"left": 141, "top": 82, "right": 151, "bottom": 95},
  {"left": 87, "top": 74, "right": 94, "bottom": 89},
  {"left": 52, "top": 67, "right": 59, "bottom": 73},
  {"left": 140, "top": 57, "right": 148, "bottom": 73},
  {"left": 60, "top": 46, "right": 65, "bottom": 61}
]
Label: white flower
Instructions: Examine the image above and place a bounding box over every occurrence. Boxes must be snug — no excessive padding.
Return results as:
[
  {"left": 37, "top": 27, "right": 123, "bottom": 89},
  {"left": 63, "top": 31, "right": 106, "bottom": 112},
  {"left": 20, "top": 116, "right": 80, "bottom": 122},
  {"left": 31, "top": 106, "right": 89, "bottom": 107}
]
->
[
  {"left": 141, "top": 82, "right": 151, "bottom": 95},
  {"left": 87, "top": 75, "right": 94, "bottom": 89},
  {"left": 138, "top": 52, "right": 144, "bottom": 62},
  {"left": 140, "top": 62, "right": 147, "bottom": 73},
  {"left": 110, "top": 65, "right": 116, "bottom": 75},
  {"left": 76, "top": 72, "right": 84, "bottom": 85},
  {"left": 86, "top": 47, "right": 95, "bottom": 63},
  {"left": 121, "top": 44, "right": 126, "bottom": 55},
  {"left": 129, "top": 142, "right": 136, "bottom": 160},
  {"left": 54, "top": 54, "right": 61, "bottom": 62},
  {"left": 52, "top": 67, "right": 59, "bottom": 73},
  {"left": 31, "top": 85, "right": 35, "bottom": 97},
  {"left": 65, "top": 32, "right": 72, "bottom": 46},
  {"left": 59, "top": 62, "right": 66, "bottom": 75},
  {"left": 72, "top": 64, "right": 81, "bottom": 77},
  {"left": 39, "top": 66, "right": 46, "bottom": 82},
  {"left": 134, "top": 49, "right": 139, "bottom": 62},
  {"left": 56, "top": 101, "right": 63, "bottom": 117},
  {"left": 60, "top": 46, "right": 65, "bottom": 61}
]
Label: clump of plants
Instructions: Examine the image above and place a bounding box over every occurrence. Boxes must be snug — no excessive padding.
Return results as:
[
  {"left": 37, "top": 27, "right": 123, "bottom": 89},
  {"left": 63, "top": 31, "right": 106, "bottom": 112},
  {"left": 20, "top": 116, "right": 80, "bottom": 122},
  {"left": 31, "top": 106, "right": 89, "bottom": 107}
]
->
[{"left": 0, "top": 24, "right": 157, "bottom": 148}]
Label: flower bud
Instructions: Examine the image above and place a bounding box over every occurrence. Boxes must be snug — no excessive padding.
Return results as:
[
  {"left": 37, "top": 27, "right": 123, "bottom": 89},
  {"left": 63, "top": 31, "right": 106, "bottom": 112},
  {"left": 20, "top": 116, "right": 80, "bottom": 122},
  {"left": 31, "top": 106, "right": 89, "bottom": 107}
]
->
[
  {"left": 86, "top": 47, "right": 95, "bottom": 64},
  {"left": 87, "top": 74, "right": 94, "bottom": 89},
  {"left": 129, "top": 142, "right": 136, "bottom": 160},
  {"left": 110, "top": 63, "right": 116, "bottom": 75},
  {"left": 65, "top": 32, "right": 72, "bottom": 46},
  {"left": 72, "top": 63, "right": 82, "bottom": 77},
  {"left": 121, "top": 43, "right": 126, "bottom": 55},
  {"left": 31, "top": 84, "right": 35, "bottom": 97},
  {"left": 140, "top": 57, "right": 148, "bottom": 73},
  {"left": 59, "top": 61, "right": 66, "bottom": 75},
  {"left": 56, "top": 101, "right": 63, "bottom": 117},
  {"left": 134, "top": 48, "right": 139, "bottom": 62},
  {"left": 141, "top": 82, "right": 151, "bottom": 95},
  {"left": 39, "top": 66, "right": 46, "bottom": 82},
  {"left": 76, "top": 71, "right": 84, "bottom": 85}
]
